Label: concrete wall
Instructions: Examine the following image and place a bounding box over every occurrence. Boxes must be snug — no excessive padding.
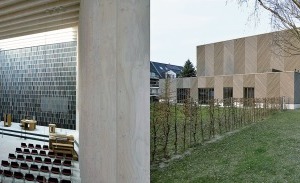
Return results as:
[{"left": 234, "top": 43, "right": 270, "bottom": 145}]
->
[{"left": 78, "top": 1, "right": 149, "bottom": 182}]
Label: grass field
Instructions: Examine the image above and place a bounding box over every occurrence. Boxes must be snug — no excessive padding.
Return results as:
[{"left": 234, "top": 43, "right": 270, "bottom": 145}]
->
[
  {"left": 151, "top": 110, "right": 300, "bottom": 183},
  {"left": 150, "top": 101, "right": 276, "bottom": 162}
]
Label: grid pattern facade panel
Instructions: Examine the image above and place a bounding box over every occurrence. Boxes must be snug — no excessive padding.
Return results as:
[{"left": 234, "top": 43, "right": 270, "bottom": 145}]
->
[
  {"left": 205, "top": 44, "right": 214, "bottom": 76},
  {"left": 177, "top": 88, "right": 190, "bottom": 103},
  {"left": 214, "top": 42, "right": 224, "bottom": 76},
  {"left": 280, "top": 72, "right": 294, "bottom": 104},
  {"left": 234, "top": 38, "right": 245, "bottom": 74},
  {"left": 255, "top": 74, "right": 267, "bottom": 98},
  {"left": 257, "top": 34, "right": 271, "bottom": 73},
  {"left": 0, "top": 41, "right": 77, "bottom": 129},
  {"left": 267, "top": 73, "right": 280, "bottom": 98},
  {"left": 223, "top": 40, "right": 234, "bottom": 75},
  {"left": 197, "top": 46, "right": 205, "bottom": 76},
  {"left": 245, "top": 36, "right": 257, "bottom": 74},
  {"left": 214, "top": 76, "right": 223, "bottom": 99}
]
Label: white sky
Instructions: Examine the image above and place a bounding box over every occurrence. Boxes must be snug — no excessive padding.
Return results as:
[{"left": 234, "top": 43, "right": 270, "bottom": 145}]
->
[{"left": 151, "top": 0, "right": 272, "bottom": 66}]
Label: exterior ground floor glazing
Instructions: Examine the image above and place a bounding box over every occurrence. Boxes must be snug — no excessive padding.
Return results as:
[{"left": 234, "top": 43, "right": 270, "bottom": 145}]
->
[{"left": 159, "top": 71, "right": 300, "bottom": 109}]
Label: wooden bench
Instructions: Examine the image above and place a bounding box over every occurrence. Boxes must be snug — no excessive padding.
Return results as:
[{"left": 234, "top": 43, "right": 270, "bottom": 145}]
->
[
  {"left": 52, "top": 143, "right": 74, "bottom": 155},
  {"left": 52, "top": 143, "right": 74, "bottom": 148}
]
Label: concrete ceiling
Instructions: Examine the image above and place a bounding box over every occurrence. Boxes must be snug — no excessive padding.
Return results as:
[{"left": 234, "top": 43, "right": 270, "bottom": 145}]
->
[{"left": 0, "top": 0, "right": 80, "bottom": 40}]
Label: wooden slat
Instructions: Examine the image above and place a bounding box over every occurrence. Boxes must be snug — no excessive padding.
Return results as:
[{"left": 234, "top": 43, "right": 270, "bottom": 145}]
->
[
  {"left": 0, "top": 0, "right": 80, "bottom": 40},
  {"left": 206, "top": 77, "right": 214, "bottom": 88},
  {"left": 0, "top": 0, "right": 57, "bottom": 16},
  {"left": 214, "top": 42, "right": 223, "bottom": 75},
  {"left": 223, "top": 40, "right": 234, "bottom": 75},
  {"left": 197, "top": 46, "right": 205, "bottom": 76},
  {"left": 257, "top": 34, "right": 271, "bottom": 73},
  {"left": 0, "top": 0, "right": 25, "bottom": 9},
  {"left": 243, "top": 74, "right": 255, "bottom": 87},
  {"left": 52, "top": 143, "right": 74, "bottom": 148},
  {"left": 214, "top": 76, "right": 223, "bottom": 99},
  {"left": 255, "top": 74, "right": 267, "bottom": 98},
  {"left": 280, "top": 72, "right": 294, "bottom": 103},
  {"left": 0, "top": 12, "right": 79, "bottom": 34},
  {"left": 190, "top": 77, "right": 198, "bottom": 101},
  {"left": 233, "top": 75, "right": 243, "bottom": 98},
  {"left": 0, "top": 22, "right": 78, "bottom": 40},
  {"left": 234, "top": 38, "right": 245, "bottom": 74},
  {"left": 284, "top": 52, "right": 300, "bottom": 71},
  {"left": 270, "top": 35, "right": 284, "bottom": 71},
  {"left": 223, "top": 75, "right": 233, "bottom": 87},
  {"left": 0, "top": 0, "right": 79, "bottom": 22},
  {"left": 0, "top": 6, "right": 79, "bottom": 27},
  {"left": 197, "top": 30, "right": 300, "bottom": 78},
  {"left": 198, "top": 77, "right": 206, "bottom": 88},
  {"left": 267, "top": 73, "right": 280, "bottom": 97},
  {"left": 245, "top": 36, "right": 257, "bottom": 74},
  {"left": 205, "top": 44, "right": 214, "bottom": 76}
]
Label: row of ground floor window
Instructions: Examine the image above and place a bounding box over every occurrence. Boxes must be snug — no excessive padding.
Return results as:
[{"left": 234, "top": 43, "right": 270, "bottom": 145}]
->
[
  {"left": 177, "top": 87, "right": 254, "bottom": 104},
  {"left": 159, "top": 72, "right": 300, "bottom": 107}
]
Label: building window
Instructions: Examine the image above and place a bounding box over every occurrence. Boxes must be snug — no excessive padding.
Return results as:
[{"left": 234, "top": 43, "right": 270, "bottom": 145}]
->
[
  {"left": 223, "top": 87, "right": 233, "bottom": 99},
  {"left": 223, "top": 87, "right": 233, "bottom": 106},
  {"left": 244, "top": 87, "right": 254, "bottom": 98},
  {"left": 198, "top": 88, "right": 214, "bottom": 104},
  {"left": 150, "top": 80, "right": 159, "bottom": 87},
  {"left": 177, "top": 88, "right": 190, "bottom": 103},
  {"left": 244, "top": 87, "right": 254, "bottom": 106},
  {"left": 150, "top": 88, "right": 159, "bottom": 96}
]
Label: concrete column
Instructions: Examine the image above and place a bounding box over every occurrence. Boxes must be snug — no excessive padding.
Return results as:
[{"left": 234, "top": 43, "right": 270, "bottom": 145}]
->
[{"left": 78, "top": 1, "right": 150, "bottom": 182}]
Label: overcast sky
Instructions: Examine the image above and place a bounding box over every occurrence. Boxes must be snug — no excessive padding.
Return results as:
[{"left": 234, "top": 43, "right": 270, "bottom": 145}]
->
[{"left": 151, "top": 0, "right": 272, "bottom": 66}]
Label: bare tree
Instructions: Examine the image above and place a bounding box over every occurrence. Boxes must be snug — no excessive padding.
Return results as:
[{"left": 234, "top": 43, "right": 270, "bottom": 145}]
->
[{"left": 236, "top": 0, "right": 300, "bottom": 56}]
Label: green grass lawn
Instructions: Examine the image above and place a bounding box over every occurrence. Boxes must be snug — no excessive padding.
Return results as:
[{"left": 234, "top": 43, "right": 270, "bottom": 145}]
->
[{"left": 151, "top": 110, "right": 300, "bottom": 183}]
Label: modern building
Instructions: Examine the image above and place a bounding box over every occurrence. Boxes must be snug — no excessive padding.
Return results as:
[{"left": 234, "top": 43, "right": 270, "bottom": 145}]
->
[
  {"left": 150, "top": 72, "right": 159, "bottom": 100},
  {"left": 150, "top": 61, "right": 183, "bottom": 100},
  {"left": 161, "top": 32, "right": 300, "bottom": 108},
  {"left": 150, "top": 61, "right": 183, "bottom": 79},
  {"left": 0, "top": 1, "right": 150, "bottom": 182}
]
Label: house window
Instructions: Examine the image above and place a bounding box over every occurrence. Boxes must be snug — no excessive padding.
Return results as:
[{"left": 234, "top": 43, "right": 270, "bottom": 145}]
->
[
  {"left": 223, "top": 87, "right": 233, "bottom": 106},
  {"left": 177, "top": 88, "right": 190, "bottom": 103},
  {"left": 198, "top": 88, "right": 214, "bottom": 104},
  {"left": 223, "top": 87, "right": 233, "bottom": 99},
  {"left": 244, "top": 87, "right": 254, "bottom": 106},
  {"left": 244, "top": 87, "right": 254, "bottom": 98}
]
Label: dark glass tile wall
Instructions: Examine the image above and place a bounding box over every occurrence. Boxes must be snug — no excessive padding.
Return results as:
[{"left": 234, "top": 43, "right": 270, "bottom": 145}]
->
[{"left": 0, "top": 41, "right": 77, "bottom": 129}]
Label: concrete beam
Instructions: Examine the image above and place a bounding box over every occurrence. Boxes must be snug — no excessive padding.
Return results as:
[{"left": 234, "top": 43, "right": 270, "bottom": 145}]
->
[
  {"left": 0, "top": 23, "right": 78, "bottom": 40},
  {"left": 0, "top": 0, "right": 58, "bottom": 16},
  {"left": 0, "top": 0, "right": 79, "bottom": 22},
  {"left": 0, "top": 12, "right": 79, "bottom": 33},
  {"left": 0, "top": 4, "right": 79, "bottom": 26}
]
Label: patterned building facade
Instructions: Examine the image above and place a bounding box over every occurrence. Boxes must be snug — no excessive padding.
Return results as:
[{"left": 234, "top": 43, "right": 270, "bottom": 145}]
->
[
  {"left": 160, "top": 32, "right": 300, "bottom": 108},
  {"left": 0, "top": 41, "right": 77, "bottom": 129}
]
